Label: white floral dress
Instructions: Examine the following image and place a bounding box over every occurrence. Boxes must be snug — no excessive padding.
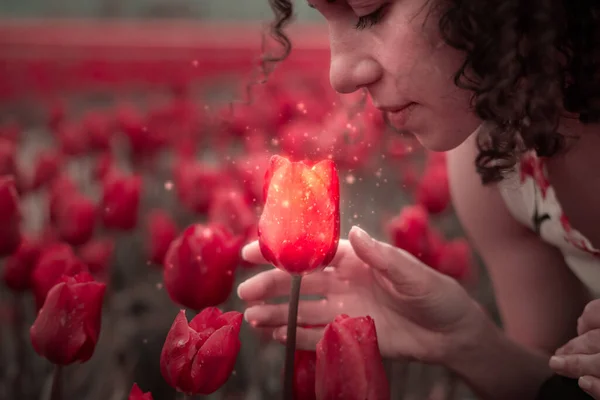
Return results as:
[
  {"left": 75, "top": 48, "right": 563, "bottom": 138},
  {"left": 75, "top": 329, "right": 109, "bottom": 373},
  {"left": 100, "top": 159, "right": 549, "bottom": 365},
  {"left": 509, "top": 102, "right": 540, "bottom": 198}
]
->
[{"left": 498, "top": 150, "right": 600, "bottom": 296}]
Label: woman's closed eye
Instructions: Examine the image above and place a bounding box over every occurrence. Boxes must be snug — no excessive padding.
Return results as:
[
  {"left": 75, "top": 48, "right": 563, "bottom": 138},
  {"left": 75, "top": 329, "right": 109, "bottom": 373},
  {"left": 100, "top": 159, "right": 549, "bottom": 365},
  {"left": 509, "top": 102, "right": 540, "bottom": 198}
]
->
[{"left": 354, "top": 3, "right": 389, "bottom": 30}]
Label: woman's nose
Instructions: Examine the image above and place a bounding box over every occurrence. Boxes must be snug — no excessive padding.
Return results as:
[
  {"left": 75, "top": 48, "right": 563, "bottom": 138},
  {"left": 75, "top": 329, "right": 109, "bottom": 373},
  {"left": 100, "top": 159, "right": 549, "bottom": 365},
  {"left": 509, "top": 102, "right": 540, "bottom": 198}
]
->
[{"left": 329, "top": 44, "right": 383, "bottom": 94}]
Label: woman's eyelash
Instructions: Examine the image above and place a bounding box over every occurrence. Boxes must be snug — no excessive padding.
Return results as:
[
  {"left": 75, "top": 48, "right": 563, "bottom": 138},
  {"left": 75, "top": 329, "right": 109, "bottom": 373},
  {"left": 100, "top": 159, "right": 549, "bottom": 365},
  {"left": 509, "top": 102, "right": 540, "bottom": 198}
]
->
[{"left": 354, "top": 5, "right": 387, "bottom": 30}]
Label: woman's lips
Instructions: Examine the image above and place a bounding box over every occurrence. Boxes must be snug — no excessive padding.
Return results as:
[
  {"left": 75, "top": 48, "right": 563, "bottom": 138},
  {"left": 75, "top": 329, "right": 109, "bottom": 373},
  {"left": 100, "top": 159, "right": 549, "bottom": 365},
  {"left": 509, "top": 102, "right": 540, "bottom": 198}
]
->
[{"left": 385, "top": 103, "right": 417, "bottom": 129}]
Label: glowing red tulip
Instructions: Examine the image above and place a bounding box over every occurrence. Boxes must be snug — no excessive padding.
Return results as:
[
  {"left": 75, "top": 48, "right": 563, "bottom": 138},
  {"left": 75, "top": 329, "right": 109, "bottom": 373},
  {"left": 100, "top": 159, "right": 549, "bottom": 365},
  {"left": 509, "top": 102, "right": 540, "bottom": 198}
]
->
[
  {"left": 147, "top": 210, "right": 177, "bottom": 265},
  {"left": 30, "top": 272, "right": 106, "bottom": 365},
  {"left": 129, "top": 383, "right": 153, "bottom": 400},
  {"left": 160, "top": 308, "right": 242, "bottom": 395},
  {"left": 0, "top": 175, "right": 21, "bottom": 256},
  {"left": 164, "top": 223, "right": 242, "bottom": 310},
  {"left": 258, "top": 155, "right": 340, "bottom": 275},
  {"left": 315, "top": 315, "right": 390, "bottom": 400}
]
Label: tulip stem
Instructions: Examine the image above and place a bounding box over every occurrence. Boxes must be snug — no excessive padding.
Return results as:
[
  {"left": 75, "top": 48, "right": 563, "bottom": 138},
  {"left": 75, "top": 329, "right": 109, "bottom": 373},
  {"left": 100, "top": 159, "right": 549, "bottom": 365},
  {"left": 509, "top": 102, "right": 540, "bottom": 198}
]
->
[
  {"left": 283, "top": 274, "right": 302, "bottom": 400},
  {"left": 50, "top": 365, "right": 62, "bottom": 400}
]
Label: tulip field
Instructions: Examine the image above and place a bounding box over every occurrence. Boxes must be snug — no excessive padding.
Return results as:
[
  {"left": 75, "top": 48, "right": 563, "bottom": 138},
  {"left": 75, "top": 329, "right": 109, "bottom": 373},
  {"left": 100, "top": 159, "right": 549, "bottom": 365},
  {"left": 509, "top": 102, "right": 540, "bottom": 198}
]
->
[{"left": 0, "top": 21, "right": 497, "bottom": 400}]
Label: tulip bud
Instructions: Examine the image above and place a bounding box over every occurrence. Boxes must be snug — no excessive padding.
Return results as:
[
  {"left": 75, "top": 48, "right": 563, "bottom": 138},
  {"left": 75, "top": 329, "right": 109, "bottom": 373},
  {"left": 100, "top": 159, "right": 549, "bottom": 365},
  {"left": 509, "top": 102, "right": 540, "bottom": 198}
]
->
[
  {"left": 0, "top": 175, "right": 21, "bottom": 256},
  {"left": 101, "top": 172, "right": 142, "bottom": 231},
  {"left": 30, "top": 150, "right": 62, "bottom": 191},
  {"left": 146, "top": 210, "right": 177, "bottom": 265},
  {"left": 129, "top": 383, "right": 153, "bottom": 400},
  {"left": 2, "top": 235, "right": 41, "bottom": 291},
  {"left": 316, "top": 315, "right": 390, "bottom": 400},
  {"left": 164, "top": 224, "right": 242, "bottom": 310},
  {"left": 258, "top": 155, "right": 340, "bottom": 275},
  {"left": 30, "top": 272, "right": 106, "bottom": 365},
  {"left": 160, "top": 308, "right": 242, "bottom": 395},
  {"left": 31, "top": 243, "right": 88, "bottom": 309}
]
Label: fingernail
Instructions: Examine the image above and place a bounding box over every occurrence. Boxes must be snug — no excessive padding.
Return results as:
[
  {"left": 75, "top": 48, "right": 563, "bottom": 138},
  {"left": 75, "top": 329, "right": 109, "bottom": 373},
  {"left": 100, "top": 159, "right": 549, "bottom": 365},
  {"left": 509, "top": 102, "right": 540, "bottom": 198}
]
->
[
  {"left": 241, "top": 245, "right": 252, "bottom": 261},
  {"left": 549, "top": 356, "right": 565, "bottom": 369},
  {"left": 244, "top": 306, "right": 258, "bottom": 322},
  {"left": 579, "top": 376, "right": 592, "bottom": 391},
  {"left": 237, "top": 282, "right": 247, "bottom": 299},
  {"left": 351, "top": 226, "right": 375, "bottom": 247}
]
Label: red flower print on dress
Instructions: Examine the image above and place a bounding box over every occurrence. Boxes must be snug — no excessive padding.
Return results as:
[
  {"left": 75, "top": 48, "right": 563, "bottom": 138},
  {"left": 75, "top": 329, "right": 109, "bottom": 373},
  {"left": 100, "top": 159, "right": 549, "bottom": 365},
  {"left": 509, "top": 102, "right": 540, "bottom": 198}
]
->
[
  {"left": 560, "top": 213, "right": 600, "bottom": 257},
  {"left": 520, "top": 152, "right": 551, "bottom": 199}
]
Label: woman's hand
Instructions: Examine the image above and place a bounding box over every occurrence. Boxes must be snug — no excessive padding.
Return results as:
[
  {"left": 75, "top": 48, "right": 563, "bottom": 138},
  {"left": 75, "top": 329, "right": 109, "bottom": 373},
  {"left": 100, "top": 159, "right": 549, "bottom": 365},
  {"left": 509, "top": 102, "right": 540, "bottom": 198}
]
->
[
  {"left": 237, "top": 226, "right": 485, "bottom": 364},
  {"left": 551, "top": 299, "right": 600, "bottom": 398}
]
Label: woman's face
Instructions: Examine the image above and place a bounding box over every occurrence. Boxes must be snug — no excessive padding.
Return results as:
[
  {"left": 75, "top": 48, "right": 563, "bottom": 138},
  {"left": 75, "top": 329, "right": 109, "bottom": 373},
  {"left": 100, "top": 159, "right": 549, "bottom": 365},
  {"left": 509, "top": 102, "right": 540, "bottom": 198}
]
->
[{"left": 310, "top": 0, "right": 482, "bottom": 151}]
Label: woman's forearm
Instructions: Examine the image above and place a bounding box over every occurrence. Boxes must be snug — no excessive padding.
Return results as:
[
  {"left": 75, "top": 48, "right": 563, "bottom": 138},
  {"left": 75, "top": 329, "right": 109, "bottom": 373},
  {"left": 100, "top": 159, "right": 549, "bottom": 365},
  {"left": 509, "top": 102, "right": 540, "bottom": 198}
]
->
[{"left": 446, "top": 307, "right": 553, "bottom": 400}]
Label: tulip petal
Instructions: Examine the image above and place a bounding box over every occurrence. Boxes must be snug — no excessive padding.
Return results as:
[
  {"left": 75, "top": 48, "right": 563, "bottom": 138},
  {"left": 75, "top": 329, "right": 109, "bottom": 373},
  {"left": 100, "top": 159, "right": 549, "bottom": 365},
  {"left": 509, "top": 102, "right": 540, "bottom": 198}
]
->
[
  {"left": 190, "top": 324, "right": 241, "bottom": 394},
  {"left": 160, "top": 311, "right": 194, "bottom": 390},
  {"left": 189, "top": 307, "right": 222, "bottom": 331}
]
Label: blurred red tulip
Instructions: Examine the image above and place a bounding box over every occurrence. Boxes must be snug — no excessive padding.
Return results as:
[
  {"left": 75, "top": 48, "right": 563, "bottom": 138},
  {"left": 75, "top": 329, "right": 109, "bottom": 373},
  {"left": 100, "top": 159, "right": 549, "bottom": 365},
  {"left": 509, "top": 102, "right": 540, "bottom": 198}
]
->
[
  {"left": 230, "top": 152, "right": 270, "bottom": 205},
  {"left": 30, "top": 272, "right": 106, "bottom": 365},
  {"left": 31, "top": 243, "right": 88, "bottom": 309},
  {"left": 160, "top": 308, "right": 242, "bottom": 395},
  {"left": 48, "top": 176, "right": 78, "bottom": 225},
  {"left": 92, "top": 152, "right": 115, "bottom": 182},
  {"left": 385, "top": 204, "right": 431, "bottom": 263},
  {"left": 30, "top": 150, "right": 62, "bottom": 191},
  {"left": 208, "top": 187, "right": 257, "bottom": 241},
  {"left": 279, "top": 119, "right": 326, "bottom": 160},
  {"left": 0, "top": 138, "right": 17, "bottom": 178},
  {"left": 434, "top": 238, "right": 474, "bottom": 281},
  {"left": 416, "top": 163, "right": 450, "bottom": 215},
  {"left": 173, "top": 159, "right": 223, "bottom": 214},
  {"left": 57, "top": 122, "right": 89, "bottom": 157},
  {"left": 48, "top": 100, "right": 66, "bottom": 132},
  {"left": 129, "top": 383, "right": 153, "bottom": 400},
  {"left": 83, "top": 111, "right": 114, "bottom": 152},
  {"left": 258, "top": 156, "right": 340, "bottom": 275},
  {"left": 2, "top": 235, "right": 41, "bottom": 291},
  {"left": 0, "top": 175, "right": 21, "bottom": 256},
  {"left": 101, "top": 172, "right": 142, "bottom": 231},
  {"left": 0, "top": 120, "right": 21, "bottom": 144},
  {"left": 78, "top": 238, "right": 115, "bottom": 280},
  {"left": 147, "top": 210, "right": 178, "bottom": 265},
  {"left": 294, "top": 350, "right": 317, "bottom": 400},
  {"left": 163, "top": 224, "right": 242, "bottom": 310},
  {"left": 54, "top": 193, "right": 97, "bottom": 246},
  {"left": 315, "top": 315, "right": 390, "bottom": 400}
]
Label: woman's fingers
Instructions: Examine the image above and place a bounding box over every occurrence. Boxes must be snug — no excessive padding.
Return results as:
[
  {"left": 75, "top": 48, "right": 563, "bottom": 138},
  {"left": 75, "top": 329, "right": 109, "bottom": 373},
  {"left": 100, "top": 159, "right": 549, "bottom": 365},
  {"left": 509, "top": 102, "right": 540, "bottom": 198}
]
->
[
  {"left": 550, "top": 352, "right": 600, "bottom": 379},
  {"left": 241, "top": 239, "right": 354, "bottom": 268},
  {"left": 556, "top": 329, "right": 600, "bottom": 356},
  {"left": 272, "top": 326, "right": 325, "bottom": 350},
  {"left": 244, "top": 299, "right": 340, "bottom": 328},
  {"left": 237, "top": 268, "right": 337, "bottom": 301},
  {"left": 579, "top": 300, "right": 600, "bottom": 336},
  {"left": 578, "top": 376, "right": 600, "bottom": 399}
]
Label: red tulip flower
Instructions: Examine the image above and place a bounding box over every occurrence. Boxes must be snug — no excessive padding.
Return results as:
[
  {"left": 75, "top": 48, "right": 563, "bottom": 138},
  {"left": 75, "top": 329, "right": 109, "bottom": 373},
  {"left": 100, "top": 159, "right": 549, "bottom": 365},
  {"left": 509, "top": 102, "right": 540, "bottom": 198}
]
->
[
  {"left": 163, "top": 223, "right": 242, "bottom": 310},
  {"left": 0, "top": 175, "right": 21, "bottom": 256},
  {"left": 160, "top": 308, "right": 242, "bottom": 395},
  {"left": 2, "top": 235, "right": 41, "bottom": 291},
  {"left": 129, "top": 383, "right": 153, "bottom": 400},
  {"left": 30, "top": 272, "right": 106, "bottom": 365},
  {"left": 316, "top": 315, "right": 390, "bottom": 400},
  {"left": 83, "top": 111, "right": 114, "bottom": 152},
  {"left": 258, "top": 155, "right": 340, "bottom": 275},
  {"left": 294, "top": 350, "right": 317, "bottom": 400},
  {"left": 78, "top": 238, "right": 115, "bottom": 280},
  {"left": 101, "top": 172, "right": 142, "bottom": 231},
  {"left": 54, "top": 193, "right": 97, "bottom": 246},
  {"left": 173, "top": 159, "right": 223, "bottom": 214},
  {"left": 57, "top": 122, "right": 89, "bottom": 157},
  {"left": 30, "top": 150, "right": 62, "bottom": 191},
  {"left": 416, "top": 163, "right": 450, "bottom": 215},
  {"left": 385, "top": 204, "right": 431, "bottom": 263},
  {"left": 31, "top": 243, "right": 88, "bottom": 309},
  {"left": 0, "top": 138, "right": 17, "bottom": 177},
  {"left": 147, "top": 210, "right": 178, "bottom": 265}
]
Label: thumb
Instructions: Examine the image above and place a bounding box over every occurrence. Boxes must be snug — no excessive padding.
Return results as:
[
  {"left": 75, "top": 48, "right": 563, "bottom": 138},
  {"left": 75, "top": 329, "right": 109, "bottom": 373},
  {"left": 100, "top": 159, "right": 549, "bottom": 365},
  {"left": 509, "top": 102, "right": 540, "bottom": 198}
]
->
[{"left": 348, "top": 225, "right": 437, "bottom": 298}]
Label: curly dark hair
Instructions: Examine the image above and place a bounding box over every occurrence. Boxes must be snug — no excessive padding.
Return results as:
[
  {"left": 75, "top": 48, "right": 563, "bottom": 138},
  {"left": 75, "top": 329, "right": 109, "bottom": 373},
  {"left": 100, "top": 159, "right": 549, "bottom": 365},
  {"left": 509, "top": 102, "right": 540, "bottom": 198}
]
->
[{"left": 266, "top": 0, "right": 600, "bottom": 183}]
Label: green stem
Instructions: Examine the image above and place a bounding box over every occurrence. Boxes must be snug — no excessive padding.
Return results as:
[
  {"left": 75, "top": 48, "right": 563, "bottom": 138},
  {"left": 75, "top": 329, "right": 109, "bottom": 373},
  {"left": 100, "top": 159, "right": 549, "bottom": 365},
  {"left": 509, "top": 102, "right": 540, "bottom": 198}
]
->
[
  {"left": 50, "top": 365, "right": 62, "bottom": 400},
  {"left": 283, "top": 275, "right": 303, "bottom": 400}
]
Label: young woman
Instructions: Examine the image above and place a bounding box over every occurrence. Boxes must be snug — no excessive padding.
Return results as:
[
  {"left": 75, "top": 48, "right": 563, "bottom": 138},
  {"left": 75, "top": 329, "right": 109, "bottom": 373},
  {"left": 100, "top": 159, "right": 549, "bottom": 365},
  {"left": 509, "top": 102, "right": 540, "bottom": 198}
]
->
[{"left": 237, "top": 1, "right": 600, "bottom": 398}]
